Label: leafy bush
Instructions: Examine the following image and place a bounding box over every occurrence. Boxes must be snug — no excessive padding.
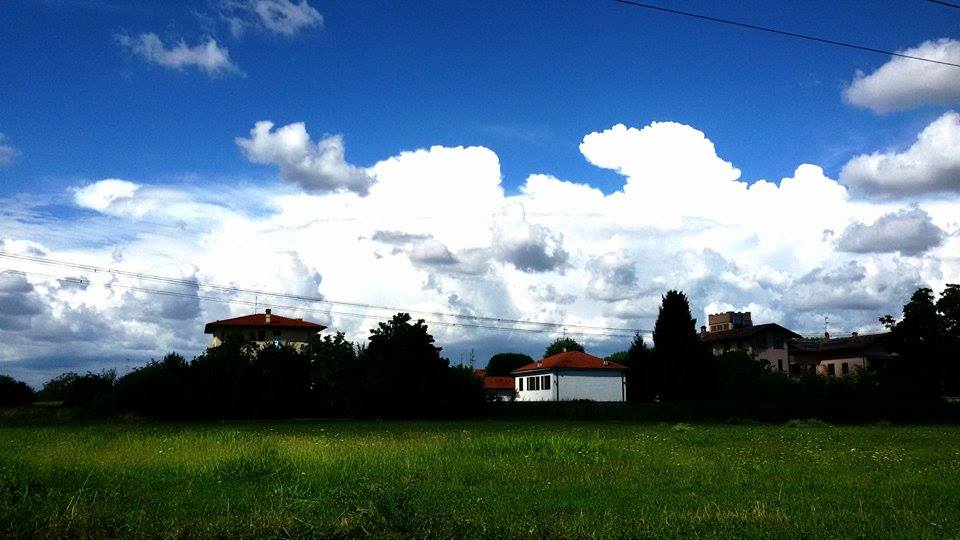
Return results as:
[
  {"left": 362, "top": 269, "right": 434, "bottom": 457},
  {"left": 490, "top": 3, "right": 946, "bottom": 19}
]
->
[
  {"left": 543, "top": 337, "right": 584, "bottom": 358},
  {"left": 0, "top": 375, "right": 35, "bottom": 406},
  {"left": 39, "top": 370, "right": 115, "bottom": 408},
  {"left": 485, "top": 353, "right": 533, "bottom": 376}
]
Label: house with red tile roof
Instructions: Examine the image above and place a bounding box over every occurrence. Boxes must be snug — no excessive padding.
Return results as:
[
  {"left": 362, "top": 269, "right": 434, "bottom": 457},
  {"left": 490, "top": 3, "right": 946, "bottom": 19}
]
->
[
  {"left": 473, "top": 369, "right": 516, "bottom": 401},
  {"left": 204, "top": 309, "right": 326, "bottom": 349},
  {"left": 510, "top": 350, "right": 627, "bottom": 402}
]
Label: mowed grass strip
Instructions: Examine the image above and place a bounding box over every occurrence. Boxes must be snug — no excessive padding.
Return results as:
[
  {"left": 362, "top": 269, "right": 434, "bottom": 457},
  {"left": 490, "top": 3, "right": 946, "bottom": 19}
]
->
[{"left": 0, "top": 421, "right": 957, "bottom": 538}]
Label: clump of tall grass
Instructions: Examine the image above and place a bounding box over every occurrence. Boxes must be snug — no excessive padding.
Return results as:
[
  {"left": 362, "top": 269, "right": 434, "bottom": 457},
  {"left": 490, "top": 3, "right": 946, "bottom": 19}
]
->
[{"left": 785, "top": 418, "right": 831, "bottom": 428}]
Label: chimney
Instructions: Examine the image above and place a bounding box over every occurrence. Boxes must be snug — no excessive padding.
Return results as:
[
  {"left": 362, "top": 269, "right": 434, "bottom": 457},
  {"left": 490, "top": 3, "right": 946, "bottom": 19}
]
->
[{"left": 265, "top": 308, "right": 271, "bottom": 324}]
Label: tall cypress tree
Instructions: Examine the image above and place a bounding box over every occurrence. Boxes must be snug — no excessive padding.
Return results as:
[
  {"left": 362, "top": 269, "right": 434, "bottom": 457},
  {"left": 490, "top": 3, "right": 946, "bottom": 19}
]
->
[{"left": 652, "top": 290, "right": 711, "bottom": 400}]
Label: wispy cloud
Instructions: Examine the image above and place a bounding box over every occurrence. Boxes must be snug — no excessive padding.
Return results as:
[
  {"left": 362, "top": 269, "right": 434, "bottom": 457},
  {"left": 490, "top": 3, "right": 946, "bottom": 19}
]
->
[
  {"left": 117, "top": 33, "right": 242, "bottom": 77},
  {"left": 0, "top": 133, "right": 19, "bottom": 165},
  {"left": 219, "top": 0, "right": 323, "bottom": 38}
]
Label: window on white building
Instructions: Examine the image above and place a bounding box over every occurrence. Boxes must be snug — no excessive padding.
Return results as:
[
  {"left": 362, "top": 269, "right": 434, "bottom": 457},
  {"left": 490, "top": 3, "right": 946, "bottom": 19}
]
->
[
  {"left": 518, "top": 378, "right": 523, "bottom": 391},
  {"left": 542, "top": 375, "right": 551, "bottom": 390}
]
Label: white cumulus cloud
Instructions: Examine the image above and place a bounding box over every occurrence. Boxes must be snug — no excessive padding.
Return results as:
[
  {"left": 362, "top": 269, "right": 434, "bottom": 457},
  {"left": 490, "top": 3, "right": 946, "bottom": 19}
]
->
[
  {"left": 844, "top": 39, "right": 960, "bottom": 113},
  {"left": 4, "top": 117, "right": 960, "bottom": 384},
  {"left": 117, "top": 33, "right": 241, "bottom": 76},
  {"left": 839, "top": 111, "right": 960, "bottom": 198},
  {"left": 73, "top": 179, "right": 139, "bottom": 211},
  {"left": 237, "top": 121, "right": 375, "bottom": 195}
]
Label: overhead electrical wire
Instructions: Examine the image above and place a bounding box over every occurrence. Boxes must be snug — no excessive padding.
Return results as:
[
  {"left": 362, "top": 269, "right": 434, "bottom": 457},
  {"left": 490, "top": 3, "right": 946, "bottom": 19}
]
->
[
  {"left": 610, "top": 0, "right": 960, "bottom": 68},
  {"left": 4, "top": 268, "right": 633, "bottom": 338},
  {"left": 0, "top": 268, "right": 638, "bottom": 339},
  {"left": 924, "top": 0, "right": 960, "bottom": 8},
  {"left": 0, "top": 251, "right": 647, "bottom": 337}
]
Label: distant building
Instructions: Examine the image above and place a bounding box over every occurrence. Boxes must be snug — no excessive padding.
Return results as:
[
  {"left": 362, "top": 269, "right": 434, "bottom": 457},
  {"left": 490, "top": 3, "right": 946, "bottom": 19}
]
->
[
  {"left": 473, "top": 369, "right": 516, "bottom": 401},
  {"left": 203, "top": 309, "right": 326, "bottom": 349},
  {"left": 511, "top": 351, "right": 627, "bottom": 402},
  {"left": 789, "top": 333, "right": 896, "bottom": 377},
  {"left": 700, "top": 314, "right": 801, "bottom": 373},
  {"left": 707, "top": 311, "right": 753, "bottom": 332}
]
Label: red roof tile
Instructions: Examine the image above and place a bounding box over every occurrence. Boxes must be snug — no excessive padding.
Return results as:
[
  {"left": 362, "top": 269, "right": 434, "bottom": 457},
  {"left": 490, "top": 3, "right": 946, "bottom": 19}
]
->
[
  {"left": 204, "top": 312, "right": 326, "bottom": 334},
  {"left": 483, "top": 376, "right": 515, "bottom": 390},
  {"left": 511, "top": 351, "right": 627, "bottom": 373}
]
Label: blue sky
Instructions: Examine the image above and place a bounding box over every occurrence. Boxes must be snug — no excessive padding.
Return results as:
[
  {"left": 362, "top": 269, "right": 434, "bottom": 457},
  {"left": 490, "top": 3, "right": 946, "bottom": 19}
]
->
[
  {"left": 2, "top": 0, "right": 960, "bottom": 383},
  {"left": 1, "top": 0, "right": 955, "bottom": 196}
]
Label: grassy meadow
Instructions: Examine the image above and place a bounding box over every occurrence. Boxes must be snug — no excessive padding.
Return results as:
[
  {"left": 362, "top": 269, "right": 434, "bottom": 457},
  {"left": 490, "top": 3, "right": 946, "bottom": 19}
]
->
[{"left": 1, "top": 420, "right": 958, "bottom": 538}]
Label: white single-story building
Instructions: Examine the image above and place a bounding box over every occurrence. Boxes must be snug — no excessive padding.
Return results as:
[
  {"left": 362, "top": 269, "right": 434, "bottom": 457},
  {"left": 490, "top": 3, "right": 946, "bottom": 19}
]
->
[{"left": 511, "top": 351, "right": 627, "bottom": 402}]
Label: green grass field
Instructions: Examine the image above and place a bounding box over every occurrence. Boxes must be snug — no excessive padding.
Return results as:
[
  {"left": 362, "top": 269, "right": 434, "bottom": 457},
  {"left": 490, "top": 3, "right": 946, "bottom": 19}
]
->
[{"left": 1, "top": 420, "right": 958, "bottom": 538}]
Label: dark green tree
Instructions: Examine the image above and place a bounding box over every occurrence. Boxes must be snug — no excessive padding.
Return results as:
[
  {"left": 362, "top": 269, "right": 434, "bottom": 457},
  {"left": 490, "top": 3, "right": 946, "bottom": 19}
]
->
[
  {"left": 187, "top": 336, "right": 258, "bottom": 418},
  {"left": 113, "top": 352, "right": 190, "bottom": 418},
  {"left": 360, "top": 313, "right": 482, "bottom": 417},
  {"left": 251, "top": 343, "right": 311, "bottom": 417},
  {"left": 0, "top": 375, "right": 35, "bottom": 406},
  {"left": 937, "top": 284, "right": 960, "bottom": 393},
  {"left": 622, "top": 333, "right": 656, "bottom": 401},
  {"left": 39, "top": 370, "right": 115, "bottom": 407},
  {"left": 543, "top": 337, "right": 584, "bottom": 358},
  {"left": 303, "top": 332, "right": 361, "bottom": 415},
  {"left": 880, "top": 287, "right": 946, "bottom": 399},
  {"left": 485, "top": 353, "right": 534, "bottom": 376},
  {"left": 652, "top": 290, "right": 712, "bottom": 400}
]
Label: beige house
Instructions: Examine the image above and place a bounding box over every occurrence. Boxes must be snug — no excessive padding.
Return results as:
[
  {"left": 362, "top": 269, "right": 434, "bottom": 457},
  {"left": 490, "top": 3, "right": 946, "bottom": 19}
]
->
[
  {"left": 699, "top": 312, "right": 801, "bottom": 373},
  {"left": 789, "top": 333, "right": 895, "bottom": 377},
  {"left": 204, "top": 309, "right": 326, "bottom": 349}
]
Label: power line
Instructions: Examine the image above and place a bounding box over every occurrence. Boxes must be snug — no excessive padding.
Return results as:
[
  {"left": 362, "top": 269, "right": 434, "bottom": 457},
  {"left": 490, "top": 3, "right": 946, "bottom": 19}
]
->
[
  {"left": 0, "top": 252, "right": 647, "bottom": 335},
  {"left": 925, "top": 0, "right": 960, "bottom": 8},
  {"left": 1, "top": 268, "right": 637, "bottom": 339},
  {"left": 610, "top": 0, "right": 960, "bottom": 69}
]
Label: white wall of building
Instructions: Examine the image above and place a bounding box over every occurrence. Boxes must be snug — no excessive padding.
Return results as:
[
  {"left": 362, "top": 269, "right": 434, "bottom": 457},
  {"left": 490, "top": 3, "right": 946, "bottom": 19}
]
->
[
  {"left": 515, "top": 370, "right": 626, "bottom": 402},
  {"left": 515, "top": 372, "right": 556, "bottom": 402}
]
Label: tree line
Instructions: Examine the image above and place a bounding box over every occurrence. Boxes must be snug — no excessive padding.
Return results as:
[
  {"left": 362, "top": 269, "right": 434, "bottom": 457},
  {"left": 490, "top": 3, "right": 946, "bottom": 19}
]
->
[{"left": 1, "top": 284, "right": 957, "bottom": 420}]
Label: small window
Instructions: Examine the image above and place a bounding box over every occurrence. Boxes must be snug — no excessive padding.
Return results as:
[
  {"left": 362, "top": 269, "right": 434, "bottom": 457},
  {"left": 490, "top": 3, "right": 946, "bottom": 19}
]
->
[
  {"left": 827, "top": 364, "right": 836, "bottom": 376},
  {"left": 518, "top": 378, "right": 523, "bottom": 391},
  {"left": 542, "top": 375, "right": 551, "bottom": 390},
  {"left": 773, "top": 334, "right": 785, "bottom": 349},
  {"left": 842, "top": 362, "right": 849, "bottom": 375},
  {"left": 778, "top": 359, "right": 783, "bottom": 372}
]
